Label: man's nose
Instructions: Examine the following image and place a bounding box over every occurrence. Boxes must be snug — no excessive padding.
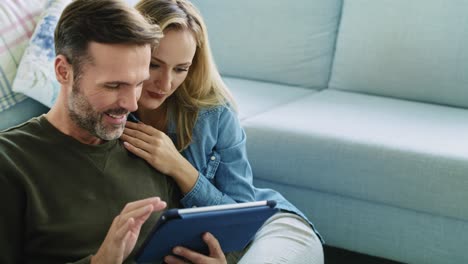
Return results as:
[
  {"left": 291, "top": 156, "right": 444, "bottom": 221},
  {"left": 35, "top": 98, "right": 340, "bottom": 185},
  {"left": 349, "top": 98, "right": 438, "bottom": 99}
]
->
[{"left": 118, "top": 86, "right": 141, "bottom": 112}]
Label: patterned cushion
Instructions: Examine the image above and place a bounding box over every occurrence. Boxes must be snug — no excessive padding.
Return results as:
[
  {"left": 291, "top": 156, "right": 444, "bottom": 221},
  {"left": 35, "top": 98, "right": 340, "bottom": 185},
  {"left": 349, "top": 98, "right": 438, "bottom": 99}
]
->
[
  {"left": 12, "top": 0, "right": 70, "bottom": 107},
  {"left": 0, "top": 0, "right": 47, "bottom": 112}
]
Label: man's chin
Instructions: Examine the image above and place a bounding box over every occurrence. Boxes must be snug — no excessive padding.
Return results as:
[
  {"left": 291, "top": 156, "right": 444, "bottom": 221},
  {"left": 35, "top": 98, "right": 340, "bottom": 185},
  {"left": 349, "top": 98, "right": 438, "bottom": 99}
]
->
[{"left": 95, "top": 126, "right": 124, "bottom": 141}]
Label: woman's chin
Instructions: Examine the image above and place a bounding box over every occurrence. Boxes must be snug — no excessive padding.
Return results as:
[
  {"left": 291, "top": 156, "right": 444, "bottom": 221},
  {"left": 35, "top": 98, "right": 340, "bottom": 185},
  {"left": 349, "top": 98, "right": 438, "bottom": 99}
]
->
[{"left": 139, "top": 99, "right": 164, "bottom": 111}]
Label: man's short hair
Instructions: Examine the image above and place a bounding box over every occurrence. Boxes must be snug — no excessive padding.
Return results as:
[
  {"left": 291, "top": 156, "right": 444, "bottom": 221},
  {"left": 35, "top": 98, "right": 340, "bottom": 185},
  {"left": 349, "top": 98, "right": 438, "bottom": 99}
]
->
[{"left": 54, "top": 0, "right": 162, "bottom": 77}]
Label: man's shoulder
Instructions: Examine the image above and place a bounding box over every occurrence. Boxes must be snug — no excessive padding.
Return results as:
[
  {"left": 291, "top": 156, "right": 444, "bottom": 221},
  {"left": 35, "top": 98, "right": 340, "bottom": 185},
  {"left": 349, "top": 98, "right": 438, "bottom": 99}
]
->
[
  {"left": 1, "top": 116, "right": 43, "bottom": 132},
  {"left": 0, "top": 118, "right": 45, "bottom": 179},
  {"left": 0, "top": 117, "right": 44, "bottom": 148}
]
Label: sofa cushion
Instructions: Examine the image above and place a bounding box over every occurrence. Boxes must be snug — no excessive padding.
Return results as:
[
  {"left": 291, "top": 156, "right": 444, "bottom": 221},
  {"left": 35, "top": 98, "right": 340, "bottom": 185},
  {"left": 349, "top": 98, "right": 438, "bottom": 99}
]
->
[
  {"left": 243, "top": 90, "right": 468, "bottom": 221},
  {"left": 0, "top": 0, "right": 47, "bottom": 112},
  {"left": 195, "top": 0, "right": 342, "bottom": 89},
  {"left": 329, "top": 0, "right": 468, "bottom": 108},
  {"left": 0, "top": 97, "right": 49, "bottom": 131},
  {"left": 223, "top": 77, "right": 315, "bottom": 121}
]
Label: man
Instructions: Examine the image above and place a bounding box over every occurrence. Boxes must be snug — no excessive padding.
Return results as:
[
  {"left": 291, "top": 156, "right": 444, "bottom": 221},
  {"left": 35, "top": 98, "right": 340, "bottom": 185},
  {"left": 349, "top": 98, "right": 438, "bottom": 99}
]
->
[{"left": 0, "top": 0, "right": 225, "bottom": 263}]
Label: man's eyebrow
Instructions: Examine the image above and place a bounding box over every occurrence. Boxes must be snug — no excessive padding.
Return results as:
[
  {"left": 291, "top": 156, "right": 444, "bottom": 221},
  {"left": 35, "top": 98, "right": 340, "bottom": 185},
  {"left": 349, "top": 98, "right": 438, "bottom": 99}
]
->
[
  {"left": 103, "top": 78, "right": 148, "bottom": 86},
  {"left": 103, "top": 81, "right": 131, "bottom": 86},
  {"left": 151, "top": 57, "right": 192, "bottom": 67}
]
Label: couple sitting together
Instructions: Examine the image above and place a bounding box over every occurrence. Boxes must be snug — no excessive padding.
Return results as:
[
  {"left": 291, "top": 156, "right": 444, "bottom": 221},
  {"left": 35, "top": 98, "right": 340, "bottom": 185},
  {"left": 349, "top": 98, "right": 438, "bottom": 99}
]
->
[{"left": 0, "top": 0, "right": 323, "bottom": 263}]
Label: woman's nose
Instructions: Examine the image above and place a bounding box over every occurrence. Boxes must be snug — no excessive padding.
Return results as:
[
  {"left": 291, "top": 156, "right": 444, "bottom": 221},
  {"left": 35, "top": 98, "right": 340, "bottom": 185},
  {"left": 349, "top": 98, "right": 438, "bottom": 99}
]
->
[{"left": 156, "top": 71, "right": 171, "bottom": 91}]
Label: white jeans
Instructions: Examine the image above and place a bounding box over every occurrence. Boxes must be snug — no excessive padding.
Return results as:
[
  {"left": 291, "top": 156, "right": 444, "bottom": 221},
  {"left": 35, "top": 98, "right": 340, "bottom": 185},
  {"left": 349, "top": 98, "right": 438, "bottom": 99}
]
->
[{"left": 226, "top": 212, "right": 324, "bottom": 264}]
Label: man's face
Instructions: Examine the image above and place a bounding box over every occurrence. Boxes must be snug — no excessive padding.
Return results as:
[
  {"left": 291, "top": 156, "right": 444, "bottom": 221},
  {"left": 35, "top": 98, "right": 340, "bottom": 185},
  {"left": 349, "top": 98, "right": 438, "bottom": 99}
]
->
[{"left": 67, "top": 42, "right": 151, "bottom": 141}]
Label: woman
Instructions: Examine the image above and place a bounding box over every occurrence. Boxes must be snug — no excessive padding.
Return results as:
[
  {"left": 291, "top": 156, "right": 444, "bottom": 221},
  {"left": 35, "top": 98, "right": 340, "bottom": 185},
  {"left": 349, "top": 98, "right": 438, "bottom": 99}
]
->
[{"left": 121, "top": 0, "right": 324, "bottom": 263}]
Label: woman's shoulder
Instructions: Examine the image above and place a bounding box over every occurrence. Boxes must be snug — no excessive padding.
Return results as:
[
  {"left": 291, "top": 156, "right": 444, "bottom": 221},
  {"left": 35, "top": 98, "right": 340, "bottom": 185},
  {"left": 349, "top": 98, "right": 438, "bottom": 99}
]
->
[
  {"left": 194, "top": 104, "right": 244, "bottom": 147},
  {"left": 197, "top": 104, "right": 237, "bottom": 120},
  {"left": 195, "top": 104, "right": 241, "bottom": 136}
]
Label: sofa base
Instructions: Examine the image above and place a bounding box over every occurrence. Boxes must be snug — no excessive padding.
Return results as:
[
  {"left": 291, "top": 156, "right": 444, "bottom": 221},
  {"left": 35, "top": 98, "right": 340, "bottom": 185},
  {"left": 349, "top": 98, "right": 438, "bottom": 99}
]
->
[
  {"left": 254, "top": 178, "right": 468, "bottom": 264},
  {"left": 324, "top": 245, "right": 401, "bottom": 264}
]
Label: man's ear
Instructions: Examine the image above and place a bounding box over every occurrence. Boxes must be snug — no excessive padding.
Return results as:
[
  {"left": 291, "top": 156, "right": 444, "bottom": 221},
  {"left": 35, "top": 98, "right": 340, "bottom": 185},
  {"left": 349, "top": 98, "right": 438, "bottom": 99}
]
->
[{"left": 55, "top": 55, "right": 72, "bottom": 85}]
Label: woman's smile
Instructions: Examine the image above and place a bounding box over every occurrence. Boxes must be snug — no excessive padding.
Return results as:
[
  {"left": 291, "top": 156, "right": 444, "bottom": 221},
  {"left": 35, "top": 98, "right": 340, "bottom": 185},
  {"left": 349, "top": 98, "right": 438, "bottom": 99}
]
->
[{"left": 146, "top": 90, "right": 166, "bottom": 100}]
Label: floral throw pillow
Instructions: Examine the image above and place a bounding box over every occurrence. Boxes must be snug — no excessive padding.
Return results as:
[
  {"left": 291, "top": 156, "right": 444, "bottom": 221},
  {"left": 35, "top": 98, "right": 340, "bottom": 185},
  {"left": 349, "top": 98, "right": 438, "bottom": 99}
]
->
[
  {"left": 0, "top": 0, "right": 47, "bottom": 112},
  {"left": 12, "top": 0, "right": 70, "bottom": 107}
]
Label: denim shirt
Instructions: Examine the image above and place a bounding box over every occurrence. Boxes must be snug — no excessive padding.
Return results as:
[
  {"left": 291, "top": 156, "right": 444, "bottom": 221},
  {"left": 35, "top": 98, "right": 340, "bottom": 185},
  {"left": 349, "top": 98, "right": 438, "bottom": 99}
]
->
[{"left": 168, "top": 105, "right": 322, "bottom": 242}]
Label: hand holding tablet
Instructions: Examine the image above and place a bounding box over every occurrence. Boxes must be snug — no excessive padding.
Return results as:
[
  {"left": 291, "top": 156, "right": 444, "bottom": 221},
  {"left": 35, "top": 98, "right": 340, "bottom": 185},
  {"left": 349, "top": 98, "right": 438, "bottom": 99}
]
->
[{"left": 135, "top": 200, "right": 278, "bottom": 263}]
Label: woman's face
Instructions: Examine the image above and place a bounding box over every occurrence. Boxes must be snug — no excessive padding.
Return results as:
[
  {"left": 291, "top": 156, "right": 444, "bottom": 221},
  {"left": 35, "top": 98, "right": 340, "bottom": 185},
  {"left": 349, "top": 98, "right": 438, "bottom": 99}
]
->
[{"left": 139, "top": 29, "right": 197, "bottom": 110}]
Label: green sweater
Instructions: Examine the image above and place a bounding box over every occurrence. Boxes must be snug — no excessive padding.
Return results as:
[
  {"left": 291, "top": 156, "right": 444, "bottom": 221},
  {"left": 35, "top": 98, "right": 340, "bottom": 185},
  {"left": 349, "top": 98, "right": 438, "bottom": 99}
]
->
[{"left": 0, "top": 116, "right": 181, "bottom": 264}]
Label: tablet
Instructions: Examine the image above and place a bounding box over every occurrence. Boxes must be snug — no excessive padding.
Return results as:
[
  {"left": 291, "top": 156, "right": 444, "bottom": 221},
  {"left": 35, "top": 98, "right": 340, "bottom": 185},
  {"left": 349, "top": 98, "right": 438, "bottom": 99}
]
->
[{"left": 135, "top": 200, "right": 278, "bottom": 263}]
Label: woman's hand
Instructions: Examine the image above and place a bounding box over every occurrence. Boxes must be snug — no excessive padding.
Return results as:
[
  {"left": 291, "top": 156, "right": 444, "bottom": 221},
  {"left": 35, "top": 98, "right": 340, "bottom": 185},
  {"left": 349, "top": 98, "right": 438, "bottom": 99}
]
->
[
  {"left": 121, "top": 121, "right": 198, "bottom": 194},
  {"left": 91, "top": 197, "right": 167, "bottom": 264},
  {"left": 164, "top": 232, "right": 227, "bottom": 264},
  {"left": 121, "top": 121, "right": 182, "bottom": 176}
]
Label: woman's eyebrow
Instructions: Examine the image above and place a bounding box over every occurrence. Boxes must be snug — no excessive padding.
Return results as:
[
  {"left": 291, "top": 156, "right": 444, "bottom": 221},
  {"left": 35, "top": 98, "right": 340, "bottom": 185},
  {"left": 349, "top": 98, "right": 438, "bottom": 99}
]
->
[{"left": 151, "top": 57, "right": 192, "bottom": 67}]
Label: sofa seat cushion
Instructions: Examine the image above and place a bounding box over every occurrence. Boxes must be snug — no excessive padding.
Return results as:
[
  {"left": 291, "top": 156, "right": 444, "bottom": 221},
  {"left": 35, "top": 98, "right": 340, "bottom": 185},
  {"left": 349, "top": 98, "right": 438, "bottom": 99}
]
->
[
  {"left": 242, "top": 89, "right": 468, "bottom": 221},
  {"left": 223, "top": 76, "right": 316, "bottom": 121}
]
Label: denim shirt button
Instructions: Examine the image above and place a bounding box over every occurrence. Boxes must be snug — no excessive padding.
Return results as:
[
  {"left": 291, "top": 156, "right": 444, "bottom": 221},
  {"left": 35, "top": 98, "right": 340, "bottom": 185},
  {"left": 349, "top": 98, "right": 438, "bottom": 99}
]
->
[{"left": 210, "top": 156, "right": 216, "bottom": 161}]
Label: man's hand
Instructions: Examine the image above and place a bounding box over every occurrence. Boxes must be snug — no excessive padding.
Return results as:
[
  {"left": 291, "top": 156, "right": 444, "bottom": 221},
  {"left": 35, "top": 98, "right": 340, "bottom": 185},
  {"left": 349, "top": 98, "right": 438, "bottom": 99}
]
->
[
  {"left": 164, "top": 232, "right": 227, "bottom": 264},
  {"left": 91, "top": 197, "right": 167, "bottom": 264}
]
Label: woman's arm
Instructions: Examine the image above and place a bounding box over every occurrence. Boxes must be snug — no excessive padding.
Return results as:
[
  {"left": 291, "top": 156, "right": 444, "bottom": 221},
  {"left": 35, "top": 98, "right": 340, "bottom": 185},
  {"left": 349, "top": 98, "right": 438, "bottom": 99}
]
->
[
  {"left": 122, "top": 106, "right": 256, "bottom": 207},
  {"left": 179, "top": 107, "right": 256, "bottom": 207}
]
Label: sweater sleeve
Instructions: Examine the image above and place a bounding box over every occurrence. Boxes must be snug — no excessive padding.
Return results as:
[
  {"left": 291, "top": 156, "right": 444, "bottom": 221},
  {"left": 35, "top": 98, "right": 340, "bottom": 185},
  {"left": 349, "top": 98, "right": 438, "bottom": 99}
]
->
[
  {"left": 0, "top": 172, "right": 24, "bottom": 263},
  {"left": 66, "top": 255, "right": 92, "bottom": 264}
]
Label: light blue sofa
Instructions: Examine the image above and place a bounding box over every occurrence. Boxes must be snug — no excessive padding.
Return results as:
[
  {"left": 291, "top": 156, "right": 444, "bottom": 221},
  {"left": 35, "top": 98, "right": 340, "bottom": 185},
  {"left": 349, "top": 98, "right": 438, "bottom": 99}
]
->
[
  {"left": 193, "top": 1, "right": 468, "bottom": 263},
  {"left": 2, "top": 0, "right": 468, "bottom": 263}
]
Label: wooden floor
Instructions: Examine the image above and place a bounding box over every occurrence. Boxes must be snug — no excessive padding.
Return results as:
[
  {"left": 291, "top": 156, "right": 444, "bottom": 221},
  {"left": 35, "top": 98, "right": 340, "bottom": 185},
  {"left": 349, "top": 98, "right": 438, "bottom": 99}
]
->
[{"left": 324, "top": 246, "right": 405, "bottom": 264}]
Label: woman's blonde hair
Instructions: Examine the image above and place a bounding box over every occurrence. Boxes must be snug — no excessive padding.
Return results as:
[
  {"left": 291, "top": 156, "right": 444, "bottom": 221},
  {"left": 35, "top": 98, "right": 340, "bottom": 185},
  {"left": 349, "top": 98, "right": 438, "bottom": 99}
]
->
[{"left": 136, "top": 0, "right": 236, "bottom": 151}]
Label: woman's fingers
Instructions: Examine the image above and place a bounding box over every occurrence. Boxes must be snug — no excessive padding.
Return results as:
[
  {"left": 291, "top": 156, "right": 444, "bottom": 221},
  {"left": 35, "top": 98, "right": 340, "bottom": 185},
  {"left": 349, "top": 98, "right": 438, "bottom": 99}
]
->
[
  {"left": 122, "top": 126, "right": 167, "bottom": 157},
  {"left": 121, "top": 132, "right": 152, "bottom": 152},
  {"left": 125, "top": 121, "right": 162, "bottom": 136},
  {"left": 122, "top": 139, "right": 152, "bottom": 161},
  {"left": 123, "top": 126, "right": 154, "bottom": 142}
]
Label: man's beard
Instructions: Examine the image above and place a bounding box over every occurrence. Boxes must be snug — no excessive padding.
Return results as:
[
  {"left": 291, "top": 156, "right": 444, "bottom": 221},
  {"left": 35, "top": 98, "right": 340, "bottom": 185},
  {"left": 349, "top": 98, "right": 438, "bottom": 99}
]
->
[{"left": 68, "top": 80, "right": 127, "bottom": 141}]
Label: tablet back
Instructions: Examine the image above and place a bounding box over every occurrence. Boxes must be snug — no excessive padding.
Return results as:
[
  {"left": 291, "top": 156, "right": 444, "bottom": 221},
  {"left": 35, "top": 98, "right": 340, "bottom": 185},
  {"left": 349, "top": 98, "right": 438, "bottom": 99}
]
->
[{"left": 136, "top": 201, "right": 278, "bottom": 263}]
